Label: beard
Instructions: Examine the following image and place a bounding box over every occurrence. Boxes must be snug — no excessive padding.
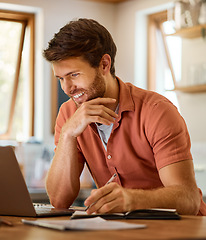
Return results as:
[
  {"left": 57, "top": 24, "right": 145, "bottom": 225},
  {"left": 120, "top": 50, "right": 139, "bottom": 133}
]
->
[
  {"left": 87, "top": 70, "right": 106, "bottom": 100},
  {"left": 73, "top": 69, "right": 106, "bottom": 107}
]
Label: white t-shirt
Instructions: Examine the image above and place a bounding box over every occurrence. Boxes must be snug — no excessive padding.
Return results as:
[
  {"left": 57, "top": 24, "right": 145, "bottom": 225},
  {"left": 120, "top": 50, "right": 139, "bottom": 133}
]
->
[{"left": 96, "top": 104, "right": 119, "bottom": 150}]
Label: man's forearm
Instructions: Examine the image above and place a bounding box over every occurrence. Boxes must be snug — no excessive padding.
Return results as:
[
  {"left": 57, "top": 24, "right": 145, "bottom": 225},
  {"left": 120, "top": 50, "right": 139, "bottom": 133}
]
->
[
  {"left": 129, "top": 185, "right": 201, "bottom": 215},
  {"left": 46, "top": 135, "right": 83, "bottom": 208},
  {"left": 85, "top": 181, "right": 200, "bottom": 215}
]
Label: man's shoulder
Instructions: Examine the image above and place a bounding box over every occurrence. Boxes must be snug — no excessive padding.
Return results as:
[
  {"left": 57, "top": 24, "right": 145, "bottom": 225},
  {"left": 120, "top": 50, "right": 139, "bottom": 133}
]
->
[{"left": 124, "top": 81, "right": 172, "bottom": 107}]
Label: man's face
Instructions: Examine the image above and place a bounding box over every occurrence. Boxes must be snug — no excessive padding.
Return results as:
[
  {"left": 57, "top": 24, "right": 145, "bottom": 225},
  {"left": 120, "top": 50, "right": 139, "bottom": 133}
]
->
[{"left": 53, "top": 57, "right": 106, "bottom": 107}]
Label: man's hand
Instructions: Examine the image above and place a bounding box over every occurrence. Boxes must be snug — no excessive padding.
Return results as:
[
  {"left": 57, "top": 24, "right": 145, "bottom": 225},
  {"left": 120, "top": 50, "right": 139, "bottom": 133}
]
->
[
  {"left": 84, "top": 183, "right": 134, "bottom": 214},
  {"left": 61, "top": 98, "right": 118, "bottom": 138}
]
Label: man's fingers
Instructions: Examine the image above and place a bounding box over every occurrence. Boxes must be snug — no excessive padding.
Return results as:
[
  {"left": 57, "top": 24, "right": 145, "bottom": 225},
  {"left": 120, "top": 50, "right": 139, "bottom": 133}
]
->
[
  {"left": 79, "top": 101, "right": 118, "bottom": 125},
  {"left": 88, "top": 107, "right": 118, "bottom": 124},
  {"left": 84, "top": 183, "right": 118, "bottom": 213},
  {"left": 88, "top": 97, "right": 116, "bottom": 105},
  {"left": 85, "top": 184, "right": 112, "bottom": 207},
  {"left": 89, "top": 192, "right": 117, "bottom": 214},
  {"left": 81, "top": 98, "right": 118, "bottom": 118}
]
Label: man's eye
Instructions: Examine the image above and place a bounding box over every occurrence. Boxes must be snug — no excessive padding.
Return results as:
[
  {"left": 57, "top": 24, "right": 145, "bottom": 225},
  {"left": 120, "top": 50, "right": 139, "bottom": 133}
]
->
[{"left": 71, "top": 73, "right": 79, "bottom": 78}]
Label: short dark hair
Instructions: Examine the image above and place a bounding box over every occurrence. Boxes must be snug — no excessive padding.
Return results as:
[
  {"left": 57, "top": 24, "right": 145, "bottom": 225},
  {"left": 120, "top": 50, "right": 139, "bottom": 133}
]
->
[{"left": 43, "top": 18, "right": 117, "bottom": 77}]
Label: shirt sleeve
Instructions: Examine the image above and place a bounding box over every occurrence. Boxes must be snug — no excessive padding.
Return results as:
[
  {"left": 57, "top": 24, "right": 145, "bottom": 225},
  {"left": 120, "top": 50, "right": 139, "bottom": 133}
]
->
[
  {"left": 54, "top": 101, "right": 85, "bottom": 165},
  {"left": 145, "top": 100, "right": 193, "bottom": 170}
]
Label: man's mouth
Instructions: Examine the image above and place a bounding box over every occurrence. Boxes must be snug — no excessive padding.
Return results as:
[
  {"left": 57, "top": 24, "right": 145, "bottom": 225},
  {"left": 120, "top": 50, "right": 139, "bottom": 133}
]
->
[{"left": 73, "top": 92, "right": 85, "bottom": 99}]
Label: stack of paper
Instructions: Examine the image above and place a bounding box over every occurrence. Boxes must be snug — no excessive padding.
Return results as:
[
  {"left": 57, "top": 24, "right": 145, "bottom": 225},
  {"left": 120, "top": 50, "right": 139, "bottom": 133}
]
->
[{"left": 22, "top": 217, "right": 146, "bottom": 231}]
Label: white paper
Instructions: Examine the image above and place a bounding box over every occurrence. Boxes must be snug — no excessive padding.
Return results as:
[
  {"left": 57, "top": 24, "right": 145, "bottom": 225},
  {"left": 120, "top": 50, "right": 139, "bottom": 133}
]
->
[{"left": 22, "top": 217, "right": 146, "bottom": 231}]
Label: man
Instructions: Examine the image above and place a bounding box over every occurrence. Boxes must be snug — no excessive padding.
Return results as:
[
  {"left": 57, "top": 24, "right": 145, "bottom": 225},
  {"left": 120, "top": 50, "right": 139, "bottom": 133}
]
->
[{"left": 43, "top": 18, "right": 206, "bottom": 215}]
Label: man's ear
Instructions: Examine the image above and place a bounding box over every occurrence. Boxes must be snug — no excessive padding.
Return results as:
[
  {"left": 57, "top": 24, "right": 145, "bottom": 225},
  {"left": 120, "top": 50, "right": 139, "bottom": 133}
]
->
[{"left": 100, "top": 54, "right": 111, "bottom": 75}]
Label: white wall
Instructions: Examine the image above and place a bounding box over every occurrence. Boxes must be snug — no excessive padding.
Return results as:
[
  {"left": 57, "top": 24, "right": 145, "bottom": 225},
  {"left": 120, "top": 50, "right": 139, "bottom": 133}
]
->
[{"left": 114, "top": 0, "right": 174, "bottom": 85}]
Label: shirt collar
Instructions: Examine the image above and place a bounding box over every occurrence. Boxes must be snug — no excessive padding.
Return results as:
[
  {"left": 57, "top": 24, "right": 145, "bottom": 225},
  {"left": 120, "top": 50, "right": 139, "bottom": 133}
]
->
[{"left": 116, "top": 77, "right": 135, "bottom": 114}]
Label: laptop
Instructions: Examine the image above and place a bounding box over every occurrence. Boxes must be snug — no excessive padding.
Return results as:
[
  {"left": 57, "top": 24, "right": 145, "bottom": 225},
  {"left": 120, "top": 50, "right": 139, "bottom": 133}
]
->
[{"left": 0, "top": 146, "right": 84, "bottom": 217}]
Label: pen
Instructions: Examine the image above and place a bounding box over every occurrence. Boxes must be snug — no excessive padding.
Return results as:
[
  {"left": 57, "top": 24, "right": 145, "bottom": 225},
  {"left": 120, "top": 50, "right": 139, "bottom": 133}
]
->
[
  {"left": 105, "top": 173, "right": 117, "bottom": 185},
  {"left": 85, "top": 173, "right": 117, "bottom": 211}
]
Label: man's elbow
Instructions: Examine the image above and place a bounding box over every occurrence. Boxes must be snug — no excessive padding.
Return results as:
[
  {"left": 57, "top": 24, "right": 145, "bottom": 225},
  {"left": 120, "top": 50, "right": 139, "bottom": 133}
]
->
[
  {"left": 183, "top": 188, "right": 201, "bottom": 215},
  {"left": 191, "top": 191, "right": 201, "bottom": 215},
  {"left": 49, "top": 194, "right": 75, "bottom": 209},
  {"left": 46, "top": 185, "right": 79, "bottom": 209},
  {"left": 50, "top": 198, "right": 71, "bottom": 209}
]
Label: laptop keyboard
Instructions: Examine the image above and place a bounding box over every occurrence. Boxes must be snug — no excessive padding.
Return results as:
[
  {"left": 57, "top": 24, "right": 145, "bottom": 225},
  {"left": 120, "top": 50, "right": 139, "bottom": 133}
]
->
[
  {"left": 33, "top": 203, "right": 53, "bottom": 208},
  {"left": 33, "top": 203, "right": 85, "bottom": 216}
]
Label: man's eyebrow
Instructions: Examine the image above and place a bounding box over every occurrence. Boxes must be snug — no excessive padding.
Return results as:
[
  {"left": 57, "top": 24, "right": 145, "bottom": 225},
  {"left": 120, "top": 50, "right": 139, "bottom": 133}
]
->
[
  {"left": 65, "top": 71, "right": 76, "bottom": 76},
  {"left": 55, "top": 71, "right": 78, "bottom": 79},
  {"left": 55, "top": 75, "right": 63, "bottom": 80}
]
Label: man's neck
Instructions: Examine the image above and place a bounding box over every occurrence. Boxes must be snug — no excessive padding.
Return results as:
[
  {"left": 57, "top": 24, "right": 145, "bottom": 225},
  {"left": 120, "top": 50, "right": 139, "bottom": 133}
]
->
[{"left": 104, "top": 76, "right": 119, "bottom": 112}]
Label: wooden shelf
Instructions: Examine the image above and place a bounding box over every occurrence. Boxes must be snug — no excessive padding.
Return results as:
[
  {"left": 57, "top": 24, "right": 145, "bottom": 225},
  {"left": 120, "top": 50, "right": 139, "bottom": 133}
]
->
[
  {"left": 167, "top": 24, "right": 206, "bottom": 39},
  {"left": 164, "top": 23, "right": 206, "bottom": 93},
  {"left": 173, "top": 84, "right": 206, "bottom": 93}
]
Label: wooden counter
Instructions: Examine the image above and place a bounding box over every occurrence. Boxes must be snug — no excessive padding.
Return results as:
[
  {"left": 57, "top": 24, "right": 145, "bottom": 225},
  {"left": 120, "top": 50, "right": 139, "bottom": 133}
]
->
[{"left": 1, "top": 215, "right": 206, "bottom": 240}]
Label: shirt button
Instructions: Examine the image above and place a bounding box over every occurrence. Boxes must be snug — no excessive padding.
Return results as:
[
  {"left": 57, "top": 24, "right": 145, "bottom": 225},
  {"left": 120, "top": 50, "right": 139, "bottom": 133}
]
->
[{"left": 107, "top": 155, "right": 112, "bottom": 160}]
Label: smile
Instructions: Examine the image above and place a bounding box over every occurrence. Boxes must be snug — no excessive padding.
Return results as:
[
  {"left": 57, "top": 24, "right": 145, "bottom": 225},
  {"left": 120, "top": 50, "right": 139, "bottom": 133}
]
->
[{"left": 73, "top": 92, "right": 85, "bottom": 99}]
